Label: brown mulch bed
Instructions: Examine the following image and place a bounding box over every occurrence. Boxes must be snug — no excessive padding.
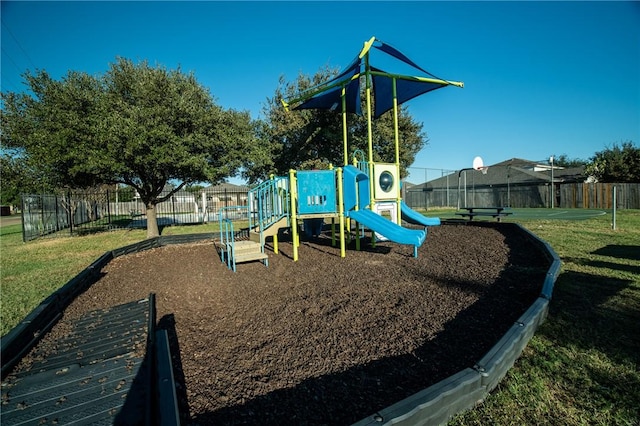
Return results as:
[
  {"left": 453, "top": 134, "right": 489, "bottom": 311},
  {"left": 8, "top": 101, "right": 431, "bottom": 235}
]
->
[{"left": 16, "top": 222, "right": 550, "bottom": 425}]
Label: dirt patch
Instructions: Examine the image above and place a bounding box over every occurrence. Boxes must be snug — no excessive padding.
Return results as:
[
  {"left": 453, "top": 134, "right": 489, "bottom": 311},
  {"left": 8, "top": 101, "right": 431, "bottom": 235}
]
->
[{"left": 17, "top": 223, "right": 550, "bottom": 425}]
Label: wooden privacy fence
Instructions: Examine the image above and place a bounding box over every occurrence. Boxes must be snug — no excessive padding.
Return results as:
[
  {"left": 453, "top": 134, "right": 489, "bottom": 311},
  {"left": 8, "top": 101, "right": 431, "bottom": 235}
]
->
[{"left": 559, "top": 183, "right": 639, "bottom": 209}]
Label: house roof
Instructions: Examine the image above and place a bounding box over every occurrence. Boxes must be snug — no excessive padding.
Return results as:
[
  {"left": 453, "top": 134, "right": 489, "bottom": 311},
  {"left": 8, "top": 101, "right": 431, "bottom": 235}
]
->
[
  {"left": 410, "top": 159, "right": 585, "bottom": 189},
  {"left": 492, "top": 158, "right": 540, "bottom": 168},
  {"left": 205, "top": 182, "right": 250, "bottom": 191}
]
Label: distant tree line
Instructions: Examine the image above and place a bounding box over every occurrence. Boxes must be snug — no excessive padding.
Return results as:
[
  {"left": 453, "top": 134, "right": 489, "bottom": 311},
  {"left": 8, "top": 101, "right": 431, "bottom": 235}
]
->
[
  {"left": 584, "top": 141, "right": 640, "bottom": 183},
  {"left": 551, "top": 142, "right": 640, "bottom": 183}
]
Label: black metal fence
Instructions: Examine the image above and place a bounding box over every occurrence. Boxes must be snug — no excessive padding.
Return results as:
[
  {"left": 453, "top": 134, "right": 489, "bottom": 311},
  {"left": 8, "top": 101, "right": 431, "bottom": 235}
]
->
[
  {"left": 21, "top": 187, "right": 250, "bottom": 242},
  {"left": 21, "top": 181, "right": 640, "bottom": 241}
]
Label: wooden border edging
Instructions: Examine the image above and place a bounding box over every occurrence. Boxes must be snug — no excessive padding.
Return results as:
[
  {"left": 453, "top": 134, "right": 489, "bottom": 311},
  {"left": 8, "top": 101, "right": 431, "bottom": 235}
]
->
[{"left": 353, "top": 223, "right": 561, "bottom": 426}]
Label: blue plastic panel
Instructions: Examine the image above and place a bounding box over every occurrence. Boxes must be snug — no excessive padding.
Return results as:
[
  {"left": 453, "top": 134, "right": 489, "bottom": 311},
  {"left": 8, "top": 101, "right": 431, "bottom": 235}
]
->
[{"left": 297, "top": 170, "right": 337, "bottom": 215}]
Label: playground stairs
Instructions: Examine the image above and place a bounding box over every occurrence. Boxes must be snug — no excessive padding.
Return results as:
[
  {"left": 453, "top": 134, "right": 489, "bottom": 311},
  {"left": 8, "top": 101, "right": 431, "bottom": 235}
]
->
[
  {"left": 232, "top": 240, "right": 269, "bottom": 265},
  {"left": 219, "top": 211, "right": 269, "bottom": 271}
]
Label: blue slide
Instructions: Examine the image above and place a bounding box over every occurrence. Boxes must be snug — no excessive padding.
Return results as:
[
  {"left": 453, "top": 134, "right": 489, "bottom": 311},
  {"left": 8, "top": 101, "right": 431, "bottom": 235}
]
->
[
  {"left": 401, "top": 201, "right": 441, "bottom": 226},
  {"left": 349, "top": 209, "right": 426, "bottom": 248}
]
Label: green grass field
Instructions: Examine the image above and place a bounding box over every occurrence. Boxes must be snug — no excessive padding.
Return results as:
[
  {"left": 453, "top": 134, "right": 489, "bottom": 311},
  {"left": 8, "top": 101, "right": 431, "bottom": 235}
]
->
[{"left": 1, "top": 210, "right": 638, "bottom": 424}]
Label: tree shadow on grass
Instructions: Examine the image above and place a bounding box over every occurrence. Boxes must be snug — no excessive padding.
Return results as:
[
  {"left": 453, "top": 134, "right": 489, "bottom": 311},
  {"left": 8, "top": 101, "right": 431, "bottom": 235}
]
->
[
  {"left": 535, "top": 269, "right": 639, "bottom": 423},
  {"left": 543, "top": 270, "right": 639, "bottom": 365},
  {"left": 586, "top": 260, "right": 640, "bottom": 275},
  {"left": 592, "top": 244, "right": 640, "bottom": 261}
]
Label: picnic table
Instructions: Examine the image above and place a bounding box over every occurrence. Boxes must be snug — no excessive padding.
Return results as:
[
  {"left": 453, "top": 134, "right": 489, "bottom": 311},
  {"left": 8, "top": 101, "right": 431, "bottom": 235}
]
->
[{"left": 455, "top": 207, "right": 513, "bottom": 222}]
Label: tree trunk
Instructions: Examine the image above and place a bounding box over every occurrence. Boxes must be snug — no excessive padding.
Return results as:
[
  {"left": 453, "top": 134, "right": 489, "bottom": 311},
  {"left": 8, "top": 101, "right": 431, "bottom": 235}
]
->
[{"left": 146, "top": 203, "right": 159, "bottom": 238}]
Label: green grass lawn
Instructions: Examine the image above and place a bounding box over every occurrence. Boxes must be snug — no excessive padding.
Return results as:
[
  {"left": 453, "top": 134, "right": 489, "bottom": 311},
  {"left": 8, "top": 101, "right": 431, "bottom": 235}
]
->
[{"left": 1, "top": 210, "right": 639, "bottom": 424}]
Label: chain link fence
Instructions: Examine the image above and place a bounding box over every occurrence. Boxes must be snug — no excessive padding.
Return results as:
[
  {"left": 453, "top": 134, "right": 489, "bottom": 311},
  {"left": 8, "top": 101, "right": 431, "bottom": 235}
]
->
[
  {"left": 404, "top": 167, "right": 640, "bottom": 211},
  {"left": 405, "top": 182, "right": 640, "bottom": 210}
]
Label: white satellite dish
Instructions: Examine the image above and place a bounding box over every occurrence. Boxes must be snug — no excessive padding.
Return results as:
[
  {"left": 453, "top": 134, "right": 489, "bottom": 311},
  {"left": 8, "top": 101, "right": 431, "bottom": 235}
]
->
[{"left": 472, "top": 156, "right": 484, "bottom": 170}]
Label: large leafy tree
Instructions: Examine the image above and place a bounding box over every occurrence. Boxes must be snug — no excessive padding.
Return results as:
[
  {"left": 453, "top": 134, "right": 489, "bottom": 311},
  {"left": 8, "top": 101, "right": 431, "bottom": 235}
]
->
[
  {"left": 1, "top": 70, "right": 103, "bottom": 190},
  {"left": 1, "top": 58, "right": 257, "bottom": 237},
  {"left": 0, "top": 153, "right": 55, "bottom": 208},
  {"left": 260, "top": 67, "right": 427, "bottom": 177},
  {"left": 585, "top": 141, "right": 640, "bottom": 183}
]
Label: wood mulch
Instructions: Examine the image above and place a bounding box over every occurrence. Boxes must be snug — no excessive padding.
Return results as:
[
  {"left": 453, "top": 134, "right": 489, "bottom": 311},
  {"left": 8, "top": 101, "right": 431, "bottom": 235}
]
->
[{"left": 16, "top": 222, "right": 550, "bottom": 425}]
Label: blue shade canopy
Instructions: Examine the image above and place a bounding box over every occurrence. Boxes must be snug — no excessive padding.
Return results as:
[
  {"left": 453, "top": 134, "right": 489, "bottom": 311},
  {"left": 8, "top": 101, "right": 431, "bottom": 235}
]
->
[
  {"left": 371, "top": 67, "right": 449, "bottom": 118},
  {"left": 372, "top": 41, "right": 431, "bottom": 75},
  {"left": 287, "top": 38, "right": 461, "bottom": 118},
  {"left": 291, "top": 56, "right": 362, "bottom": 114},
  {"left": 292, "top": 74, "right": 361, "bottom": 115}
]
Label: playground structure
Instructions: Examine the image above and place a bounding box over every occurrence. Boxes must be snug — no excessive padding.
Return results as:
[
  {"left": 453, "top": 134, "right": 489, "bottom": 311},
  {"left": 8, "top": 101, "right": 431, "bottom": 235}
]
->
[
  {"left": 219, "top": 37, "right": 463, "bottom": 270},
  {"left": 0, "top": 39, "right": 565, "bottom": 426}
]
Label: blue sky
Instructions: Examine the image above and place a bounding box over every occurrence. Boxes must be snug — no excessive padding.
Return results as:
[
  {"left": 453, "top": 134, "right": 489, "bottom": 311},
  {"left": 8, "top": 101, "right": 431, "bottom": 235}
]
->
[{"left": 2, "top": 1, "right": 639, "bottom": 184}]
